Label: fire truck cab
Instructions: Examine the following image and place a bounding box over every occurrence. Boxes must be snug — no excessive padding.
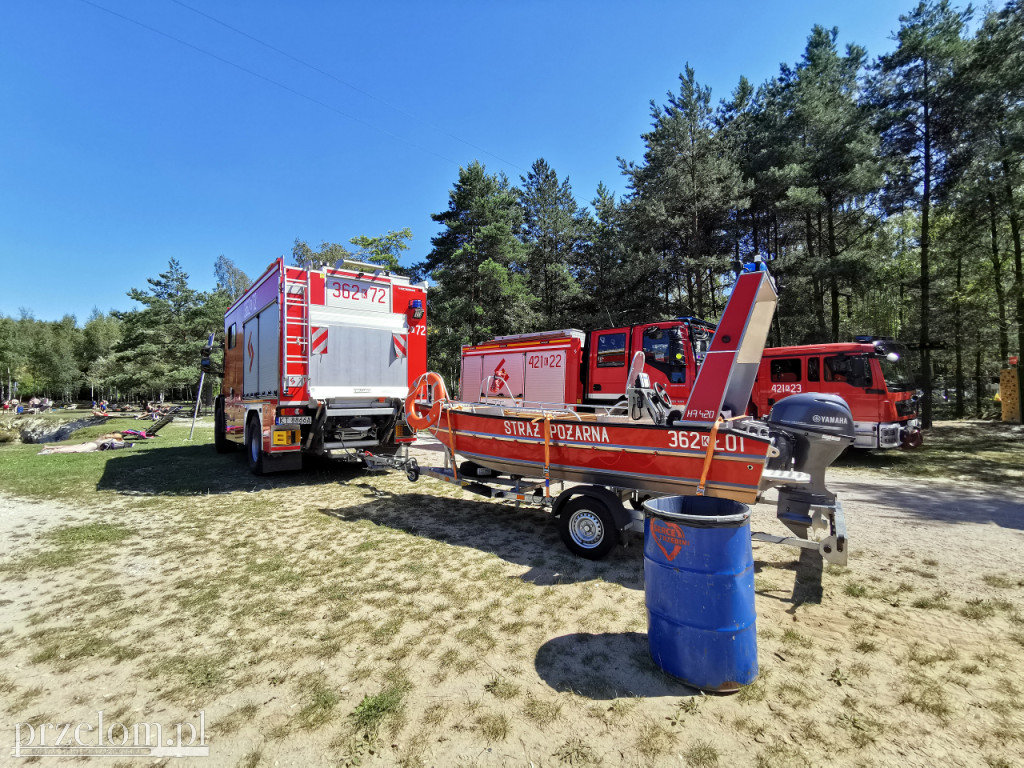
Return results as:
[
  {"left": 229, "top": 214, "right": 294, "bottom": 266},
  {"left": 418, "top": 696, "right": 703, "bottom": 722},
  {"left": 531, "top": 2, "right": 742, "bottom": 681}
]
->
[
  {"left": 216, "top": 258, "right": 427, "bottom": 473},
  {"left": 749, "top": 338, "right": 922, "bottom": 449}
]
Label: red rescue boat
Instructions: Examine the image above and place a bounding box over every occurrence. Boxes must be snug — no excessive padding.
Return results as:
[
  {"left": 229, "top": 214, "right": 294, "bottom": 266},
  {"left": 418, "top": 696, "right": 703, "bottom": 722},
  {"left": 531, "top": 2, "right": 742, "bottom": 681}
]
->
[
  {"left": 412, "top": 264, "right": 781, "bottom": 506},
  {"left": 428, "top": 406, "right": 773, "bottom": 504}
]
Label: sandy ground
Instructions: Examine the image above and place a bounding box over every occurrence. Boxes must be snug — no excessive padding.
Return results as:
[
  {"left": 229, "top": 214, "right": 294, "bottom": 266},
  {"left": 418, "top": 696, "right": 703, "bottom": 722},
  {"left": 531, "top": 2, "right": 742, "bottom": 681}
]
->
[{"left": 1, "top": 439, "right": 1023, "bottom": 767}]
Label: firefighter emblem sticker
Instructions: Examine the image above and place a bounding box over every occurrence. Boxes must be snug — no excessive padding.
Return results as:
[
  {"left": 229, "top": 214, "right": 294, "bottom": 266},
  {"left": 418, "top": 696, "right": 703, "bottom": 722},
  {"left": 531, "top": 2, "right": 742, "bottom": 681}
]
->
[
  {"left": 490, "top": 358, "right": 510, "bottom": 394},
  {"left": 650, "top": 519, "right": 689, "bottom": 561}
]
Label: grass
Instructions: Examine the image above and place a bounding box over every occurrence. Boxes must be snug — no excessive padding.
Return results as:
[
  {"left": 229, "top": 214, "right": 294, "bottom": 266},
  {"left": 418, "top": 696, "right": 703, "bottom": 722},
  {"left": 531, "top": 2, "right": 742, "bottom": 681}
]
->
[
  {"left": 899, "top": 674, "right": 952, "bottom": 720},
  {"left": 854, "top": 639, "right": 878, "bottom": 654},
  {"left": 484, "top": 675, "right": 520, "bottom": 700},
  {"left": 296, "top": 674, "right": 340, "bottom": 730},
  {"left": 982, "top": 574, "right": 1017, "bottom": 589},
  {"left": 634, "top": 718, "right": 676, "bottom": 761},
  {"left": 3, "top": 522, "right": 135, "bottom": 576},
  {"left": 834, "top": 420, "right": 1024, "bottom": 485},
  {"left": 349, "top": 677, "right": 411, "bottom": 736},
  {"left": 960, "top": 599, "right": 998, "bottom": 621},
  {"left": 476, "top": 712, "right": 511, "bottom": 742},
  {"left": 553, "top": 737, "right": 597, "bottom": 765},
  {"left": 522, "top": 696, "right": 562, "bottom": 725},
  {"left": 912, "top": 590, "right": 951, "bottom": 610},
  {"left": 843, "top": 581, "right": 869, "bottom": 598},
  {"left": 684, "top": 740, "right": 720, "bottom": 768}
]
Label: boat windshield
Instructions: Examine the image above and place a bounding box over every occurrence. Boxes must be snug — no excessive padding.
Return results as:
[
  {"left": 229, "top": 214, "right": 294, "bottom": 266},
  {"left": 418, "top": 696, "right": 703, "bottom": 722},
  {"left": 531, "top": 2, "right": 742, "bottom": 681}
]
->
[{"left": 877, "top": 345, "right": 915, "bottom": 391}]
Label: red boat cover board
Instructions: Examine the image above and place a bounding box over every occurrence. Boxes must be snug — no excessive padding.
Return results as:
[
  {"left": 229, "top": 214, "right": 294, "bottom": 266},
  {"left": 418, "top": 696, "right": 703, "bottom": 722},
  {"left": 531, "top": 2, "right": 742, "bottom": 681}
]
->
[{"left": 684, "top": 269, "right": 777, "bottom": 422}]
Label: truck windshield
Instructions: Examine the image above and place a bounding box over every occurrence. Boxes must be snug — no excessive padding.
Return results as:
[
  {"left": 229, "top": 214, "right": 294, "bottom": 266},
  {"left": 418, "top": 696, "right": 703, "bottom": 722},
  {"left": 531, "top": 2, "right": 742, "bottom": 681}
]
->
[{"left": 878, "top": 348, "right": 915, "bottom": 391}]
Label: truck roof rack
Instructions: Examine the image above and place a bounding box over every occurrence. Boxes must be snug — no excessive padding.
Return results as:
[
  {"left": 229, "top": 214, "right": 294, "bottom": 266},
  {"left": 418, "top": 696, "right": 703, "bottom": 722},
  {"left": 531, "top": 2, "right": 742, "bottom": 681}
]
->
[{"left": 490, "top": 329, "right": 586, "bottom": 343}]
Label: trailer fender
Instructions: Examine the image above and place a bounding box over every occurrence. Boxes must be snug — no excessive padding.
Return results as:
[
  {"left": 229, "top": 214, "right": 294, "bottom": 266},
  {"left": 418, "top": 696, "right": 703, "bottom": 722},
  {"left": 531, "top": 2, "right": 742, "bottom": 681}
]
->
[{"left": 552, "top": 486, "right": 632, "bottom": 531}]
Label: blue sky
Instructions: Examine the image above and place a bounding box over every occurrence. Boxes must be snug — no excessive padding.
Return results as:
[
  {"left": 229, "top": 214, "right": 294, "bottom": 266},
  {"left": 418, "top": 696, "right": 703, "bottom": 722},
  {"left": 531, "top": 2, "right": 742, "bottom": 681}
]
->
[{"left": 1, "top": 0, "right": 926, "bottom": 323}]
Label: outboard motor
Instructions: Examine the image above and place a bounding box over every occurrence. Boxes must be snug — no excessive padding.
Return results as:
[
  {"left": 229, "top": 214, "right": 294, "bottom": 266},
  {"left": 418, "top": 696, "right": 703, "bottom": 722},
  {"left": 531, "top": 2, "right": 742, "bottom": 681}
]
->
[{"left": 763, "top": 393, "right": 855, "bottom": 564}]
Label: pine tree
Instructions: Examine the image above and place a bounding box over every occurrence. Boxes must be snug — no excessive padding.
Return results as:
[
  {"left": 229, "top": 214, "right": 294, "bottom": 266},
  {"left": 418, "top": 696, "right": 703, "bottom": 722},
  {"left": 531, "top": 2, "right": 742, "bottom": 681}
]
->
[
  {"left": 419, "top": 161, "right": 535, "bottom": 381},
  {"left": 518, "top": 159, "right": 589, "bottom": 328},
  {"left": 871, "top": 0, "right": 973, "bottom": 427},
  {"left": 621, "top": 65, "right": 748, "bottom": 320},
  {"left": 784, "top": 26, "right": 882, "bottom": 342},
  {"left": 214, "top": 255, "right": 252, "bottom": 301}
]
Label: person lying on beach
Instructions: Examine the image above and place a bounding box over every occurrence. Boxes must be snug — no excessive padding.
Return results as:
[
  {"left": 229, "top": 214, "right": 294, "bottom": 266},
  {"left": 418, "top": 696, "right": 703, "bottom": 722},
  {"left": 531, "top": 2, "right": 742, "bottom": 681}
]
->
[{"left": 38, "top": 433, "right": 132, "bottom": 454}]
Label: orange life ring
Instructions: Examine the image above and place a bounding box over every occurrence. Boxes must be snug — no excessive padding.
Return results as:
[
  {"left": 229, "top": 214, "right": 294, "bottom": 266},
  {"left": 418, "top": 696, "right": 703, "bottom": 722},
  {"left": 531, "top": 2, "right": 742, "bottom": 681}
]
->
[{"left": 405, "top": 372, "right": 449, "bottom": 431}]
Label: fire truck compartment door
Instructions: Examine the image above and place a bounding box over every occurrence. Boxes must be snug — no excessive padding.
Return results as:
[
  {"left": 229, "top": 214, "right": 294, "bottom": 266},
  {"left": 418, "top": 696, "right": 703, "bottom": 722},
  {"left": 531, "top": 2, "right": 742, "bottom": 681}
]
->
[
  {"left": 460, "top": 355, "right": 483, "bottom": 401},
  {"left": 243, "top": 302, "right": 280, "bottom": 399},
  {"left": 480, "top": 353, "right": 525, "bottom": 400},
  {"left": 308, "top": 309, "right": 409, "bottom": 399},
  {"left": 523, "top": 347, "right": 569, "bottom": 405}
]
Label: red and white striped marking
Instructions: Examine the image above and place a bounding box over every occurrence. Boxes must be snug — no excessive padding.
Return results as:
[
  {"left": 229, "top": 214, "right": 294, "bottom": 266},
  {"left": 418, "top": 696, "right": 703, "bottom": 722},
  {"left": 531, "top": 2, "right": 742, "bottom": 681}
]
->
[
  {"left": 311, "top": 327, "right": 329, "bottom": 355},
  {"left": 393, "top": 333, "right": 408, "bottom": 359}
]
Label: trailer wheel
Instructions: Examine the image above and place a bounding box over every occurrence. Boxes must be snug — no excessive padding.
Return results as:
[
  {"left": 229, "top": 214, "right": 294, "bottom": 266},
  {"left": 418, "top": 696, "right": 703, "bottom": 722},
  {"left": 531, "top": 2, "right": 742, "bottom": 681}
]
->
[
  {"left": 246, "top": 415, "right": 265, "bottom": 475},
  {"left": 558, "top": 495, "right": 619, "bottom": 560},
  {"left": 214, "top": 396, "right": 232, "bottom": 454},
  {"left": 406, "top": 458, "right": 420, "bottom": 482}
]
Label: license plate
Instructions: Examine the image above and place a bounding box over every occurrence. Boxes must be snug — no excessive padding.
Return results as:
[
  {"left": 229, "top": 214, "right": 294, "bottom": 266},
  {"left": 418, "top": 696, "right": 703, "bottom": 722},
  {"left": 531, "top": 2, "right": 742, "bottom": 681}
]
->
[{"left": 277, "top": 416, "right": 312, "bottom": 425}]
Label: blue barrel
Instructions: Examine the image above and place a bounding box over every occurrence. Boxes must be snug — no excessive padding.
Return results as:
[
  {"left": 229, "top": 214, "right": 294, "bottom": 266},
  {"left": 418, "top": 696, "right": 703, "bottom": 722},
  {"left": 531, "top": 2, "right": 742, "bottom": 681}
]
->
[{"left": 642, "top": 495, "right": 757, "bottom": 692}]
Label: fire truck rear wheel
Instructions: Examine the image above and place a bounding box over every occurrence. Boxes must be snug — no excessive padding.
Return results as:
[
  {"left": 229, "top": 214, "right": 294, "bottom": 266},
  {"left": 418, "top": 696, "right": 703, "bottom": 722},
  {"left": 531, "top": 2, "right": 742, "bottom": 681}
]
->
[
  {"left": 246, "top": 416, "right": 265, "bottom": 475},
  {"left": 214, "top": 396, "right": 232, "bottom": 454},
  {"left": 558, "top": 496, "right": 619, "bottom": 560}
]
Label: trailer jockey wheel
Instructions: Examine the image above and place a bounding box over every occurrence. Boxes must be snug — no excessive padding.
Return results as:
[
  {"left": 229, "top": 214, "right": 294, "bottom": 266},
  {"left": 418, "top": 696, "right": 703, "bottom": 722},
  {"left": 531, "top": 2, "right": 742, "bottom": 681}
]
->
[
  {"left": 406, "top": 458, "right": 420, "bottom": 483},
  {"left": 654, "top": 382, "right": 672, "bottom": 408},
  {"left": 558, "top": 496, "right": 620, "bottom": 560}
]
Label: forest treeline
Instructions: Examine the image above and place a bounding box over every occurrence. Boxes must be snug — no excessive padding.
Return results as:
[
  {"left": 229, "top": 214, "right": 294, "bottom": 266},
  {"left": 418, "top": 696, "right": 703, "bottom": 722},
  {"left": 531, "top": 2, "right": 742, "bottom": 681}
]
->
[{"left": 1, "top": 1, "right": 1020, "bottom": 426}]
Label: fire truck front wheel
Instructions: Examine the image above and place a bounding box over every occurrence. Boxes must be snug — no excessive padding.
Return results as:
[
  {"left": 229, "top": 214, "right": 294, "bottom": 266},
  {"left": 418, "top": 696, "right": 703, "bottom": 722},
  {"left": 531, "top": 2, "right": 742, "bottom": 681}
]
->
[
  {"left": 246, "top": 416, "right": 265, "bottom": 475},
  {"left": 558, "top": 496, "right": 619, "bottom": 560}
]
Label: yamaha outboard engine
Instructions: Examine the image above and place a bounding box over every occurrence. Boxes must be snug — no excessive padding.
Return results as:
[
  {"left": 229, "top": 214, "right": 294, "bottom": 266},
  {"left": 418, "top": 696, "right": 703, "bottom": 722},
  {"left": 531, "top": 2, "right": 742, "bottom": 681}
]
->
[{"left": 763, "top": 393, "right": 854, "bottom": 564}]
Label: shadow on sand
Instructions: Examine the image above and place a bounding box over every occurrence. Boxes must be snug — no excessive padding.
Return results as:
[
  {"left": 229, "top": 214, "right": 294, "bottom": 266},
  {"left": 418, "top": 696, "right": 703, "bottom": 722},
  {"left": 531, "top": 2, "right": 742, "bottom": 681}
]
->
[
  {"left": 534, "top": 631, "right": 698, "bottom": 699},
  {"left": 319, "top": 491, "right": 647, "bottom": 589}
]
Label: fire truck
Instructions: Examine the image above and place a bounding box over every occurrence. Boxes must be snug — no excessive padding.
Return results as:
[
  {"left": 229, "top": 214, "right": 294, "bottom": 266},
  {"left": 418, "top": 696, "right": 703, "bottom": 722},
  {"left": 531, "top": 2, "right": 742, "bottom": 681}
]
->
[
  {"left": 215, "top": 258, "right": 427, "bottom": 473},
  {"left": 750, "top": 338, "right": 922, "bottom": 449},
  {"left": 461, "top": 323, "right": 921, "bottom": 450},
  {"left": 459, "top": 317, "right": 716, "bottom": 409}
]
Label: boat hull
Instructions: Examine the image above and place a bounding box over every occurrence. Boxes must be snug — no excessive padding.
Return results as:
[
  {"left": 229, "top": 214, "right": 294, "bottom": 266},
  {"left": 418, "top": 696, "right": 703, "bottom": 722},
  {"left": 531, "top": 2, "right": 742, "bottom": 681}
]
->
[{"left": 429, "top": 408, "right": 772, "bottom": 504}]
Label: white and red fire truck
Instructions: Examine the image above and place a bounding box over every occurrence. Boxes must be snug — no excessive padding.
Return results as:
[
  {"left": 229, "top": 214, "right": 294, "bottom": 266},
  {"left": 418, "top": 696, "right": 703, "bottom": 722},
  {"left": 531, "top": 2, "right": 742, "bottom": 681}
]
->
[
  {"left": 215, "top": 258, "right": 427, "bottom": 473},
  {"left": 460, "top": 323, "right": 921, "bottom": 450}
]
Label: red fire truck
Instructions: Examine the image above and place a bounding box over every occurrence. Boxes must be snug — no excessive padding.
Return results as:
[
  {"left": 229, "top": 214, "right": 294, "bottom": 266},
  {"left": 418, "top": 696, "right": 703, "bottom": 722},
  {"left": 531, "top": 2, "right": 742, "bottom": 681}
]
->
[
  {"left": 459, "top": 317, "right": 715, "bottom": 410},
  {"left": 215, "top": 258, "right": 427, "bottom": 473},
  {"left": 749, "top": 338, "right": 922, "bottom": 449},
  {"left": 461, "top": 324, "right": 921, "bottom": 450}
]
